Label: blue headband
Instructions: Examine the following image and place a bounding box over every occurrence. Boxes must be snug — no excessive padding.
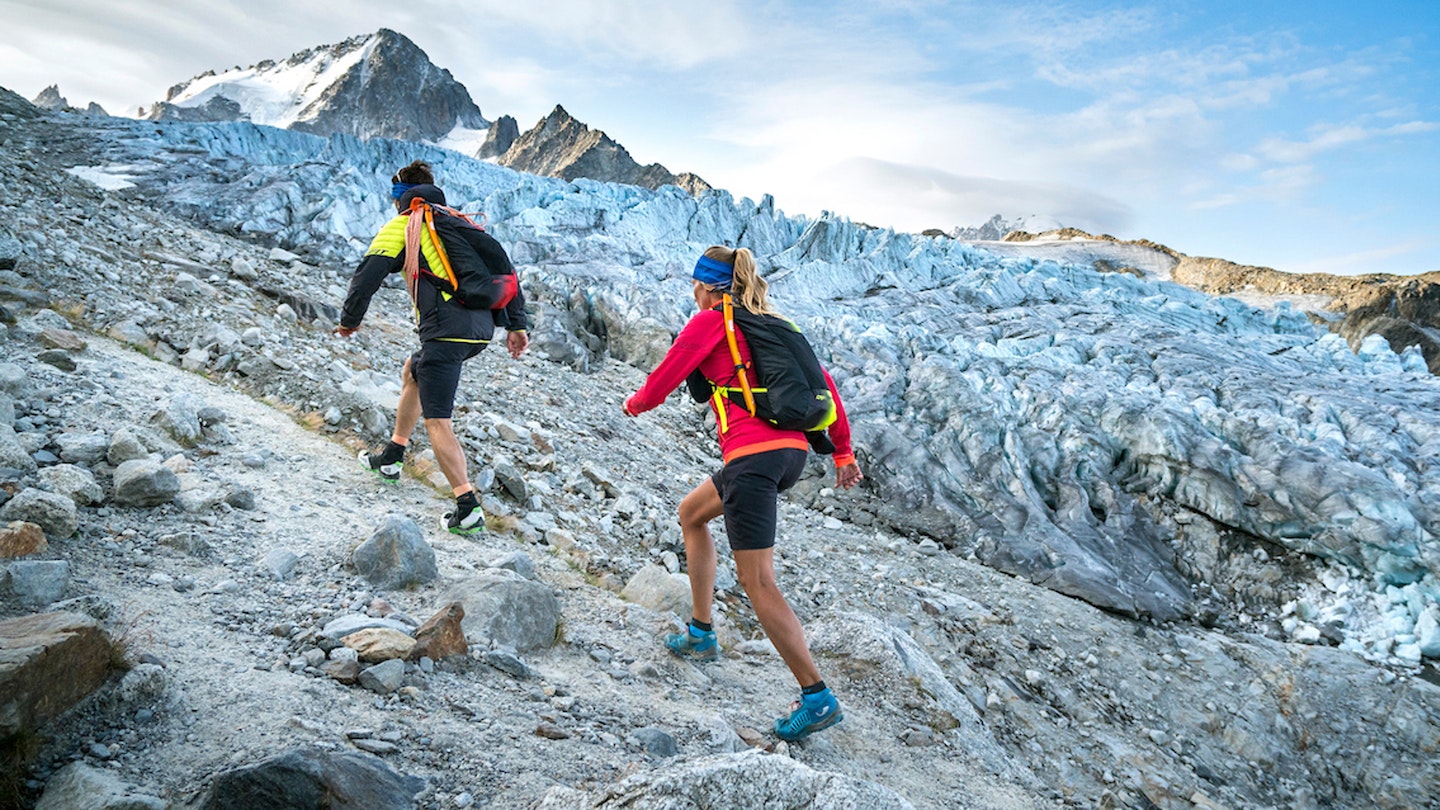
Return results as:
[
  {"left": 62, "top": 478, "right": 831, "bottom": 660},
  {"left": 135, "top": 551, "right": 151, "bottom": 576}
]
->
[
  {"left": 693, "top": 255, "right": 734, "bottom": 289},
  {"left": 391, "top": 181, "right": 417, "bottom": 200}
]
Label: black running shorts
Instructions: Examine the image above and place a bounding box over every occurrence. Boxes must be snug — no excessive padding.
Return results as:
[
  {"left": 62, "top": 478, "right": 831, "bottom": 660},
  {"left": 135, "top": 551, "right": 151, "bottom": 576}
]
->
[
  {"left": 710, "top": 448, "right": 808, "bottom": 551},
  {"left": 408, "top": 339, "right": 485, "bottom": 419}
]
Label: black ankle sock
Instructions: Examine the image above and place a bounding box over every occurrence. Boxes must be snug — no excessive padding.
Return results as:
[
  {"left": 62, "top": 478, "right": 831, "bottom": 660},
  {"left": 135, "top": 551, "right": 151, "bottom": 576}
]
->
[
  {"left": 802, "top": 680, "right": 827, "bottom": 695},
  {"left": 689, "top": 618, "right": 713, "bottom": 633},
  {"left": 456, "top": 491, "right": 478, "bottom": 509},
  {"left": 377, "top": 441, "right": 406, "bottom": 464}
]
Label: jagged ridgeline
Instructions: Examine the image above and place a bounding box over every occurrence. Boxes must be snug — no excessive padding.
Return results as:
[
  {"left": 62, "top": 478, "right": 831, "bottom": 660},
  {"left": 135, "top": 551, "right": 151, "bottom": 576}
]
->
[{"left": 10, "top": 80, "right": 1440, "bottom": 666}]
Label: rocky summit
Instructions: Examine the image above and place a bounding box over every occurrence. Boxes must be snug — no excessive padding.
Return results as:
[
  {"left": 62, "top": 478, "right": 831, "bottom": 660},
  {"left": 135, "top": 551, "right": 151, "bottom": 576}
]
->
[
  {"left": 494, "top": 105, "right": 712, "bottom": 195},
  {"left": 145, "top": 29, "right": 488, "bottom": 143},
  {"left": 0, "top": 81, "right": 1437, "bottom": 810}
]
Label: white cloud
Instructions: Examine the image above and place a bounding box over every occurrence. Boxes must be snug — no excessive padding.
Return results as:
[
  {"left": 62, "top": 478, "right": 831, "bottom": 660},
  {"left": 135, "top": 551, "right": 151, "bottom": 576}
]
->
[{"left": 1258, "top": 121, "right": 1439, "bottom": 163}]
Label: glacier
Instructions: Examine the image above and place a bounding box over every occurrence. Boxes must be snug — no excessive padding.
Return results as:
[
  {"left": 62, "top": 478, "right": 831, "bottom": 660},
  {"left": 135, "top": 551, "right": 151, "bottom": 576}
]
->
[{"left": 56, "top": 112, "right": 1440, "bottom": 664}]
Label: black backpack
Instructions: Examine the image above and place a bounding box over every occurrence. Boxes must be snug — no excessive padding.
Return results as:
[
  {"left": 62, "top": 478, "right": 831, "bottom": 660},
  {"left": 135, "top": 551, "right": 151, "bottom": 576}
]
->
[
  {"left": 403, "top": 199, "right": 518, "bottom": 311},
  {"left": 687, "top": 295, "right": 837, "bottom": 451}
]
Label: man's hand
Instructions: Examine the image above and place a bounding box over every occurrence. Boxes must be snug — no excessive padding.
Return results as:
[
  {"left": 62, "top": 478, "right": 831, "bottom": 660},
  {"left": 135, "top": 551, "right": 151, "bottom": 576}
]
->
[
  {"left": 334, "top": 324, "right": 358, "bottom": 338},
  {"left": 506, "top": 330, "right": 529, "bottom": 359},
  {"left": 836, "top": 462, "right": 863, "bottom": 490}
]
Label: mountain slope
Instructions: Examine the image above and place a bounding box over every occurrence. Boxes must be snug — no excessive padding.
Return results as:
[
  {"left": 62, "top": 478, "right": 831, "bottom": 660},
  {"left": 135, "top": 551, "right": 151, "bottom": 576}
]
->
[
  {"left": 2, "top": 90, "right": 1439, "bottom": 809},
  {"left": 146, "top": 29, "right": 487, "bottom": 142}
]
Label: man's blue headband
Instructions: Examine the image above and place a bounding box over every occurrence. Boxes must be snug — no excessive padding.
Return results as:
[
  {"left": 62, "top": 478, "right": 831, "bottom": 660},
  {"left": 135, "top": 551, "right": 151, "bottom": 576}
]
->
[
  {"left": 693, "top": 255, "right": 734, "bottom": 289},
  {"left": 391, "top": 181, "right": 418, "bottom": 200}
]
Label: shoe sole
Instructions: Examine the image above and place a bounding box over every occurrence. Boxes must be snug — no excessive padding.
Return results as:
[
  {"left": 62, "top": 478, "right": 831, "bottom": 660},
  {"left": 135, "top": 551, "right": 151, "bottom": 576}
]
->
[
  {"left": 775, "top": 709, "right": 844, "bottom": 741},
  {"left": 358, "top": 450, "right": 401, "bottom": 484}
]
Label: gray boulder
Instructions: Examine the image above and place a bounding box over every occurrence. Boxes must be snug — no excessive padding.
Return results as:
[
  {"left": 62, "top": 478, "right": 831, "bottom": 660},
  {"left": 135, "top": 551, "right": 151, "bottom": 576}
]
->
[
  {"left": 0, "top": 423, "right": 36, "bottom": 472},
  {"left": 0, "top": 362, "right": 26, "bottom": 397},
  {"left": 55, "top": 430, "right": 109, "bottom": 465},
  {"left": 621, "top": 564, "right": 693, "bottom": 619},
  {"left": 194, "top": 747, "right": 424, "bottom": 810},
  {"left": 444, "top": 571, "right": 561, "bottom": 652},
  {"left": 39, "top": 463, "right": 103, "bottom": 505},
  {"left": 36, "top": 761, "right": 166, "bottom": 810},
  {"left": 358, "top": 658, "right": 406, "bottom": 694},
  {"left": 106, "top": 429, "right": 149, "bottom": 465},
  {"left": 111, "top": 459, "right": 180, "bottom": 506},
  {"left": 351, "top": 515, "right": 437, "bottom": 590},
  {"left": 8, "top": 560, "right": 70, "bottom": 606},
  {"left": 534, "top": 749, "right": 914, "bottom": 809},
  {"left": 0, "top": 488, "right": 78, "bottom": 538}
]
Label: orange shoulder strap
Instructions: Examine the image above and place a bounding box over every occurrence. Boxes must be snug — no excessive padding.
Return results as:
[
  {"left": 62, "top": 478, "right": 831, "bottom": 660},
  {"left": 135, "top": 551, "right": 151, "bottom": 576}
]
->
[{"left": 722, "top": 294, "right": 757, "bottom": 415}]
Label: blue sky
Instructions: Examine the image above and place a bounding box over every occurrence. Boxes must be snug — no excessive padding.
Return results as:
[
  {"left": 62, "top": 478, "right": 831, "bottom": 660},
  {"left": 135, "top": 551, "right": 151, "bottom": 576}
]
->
[{"left": 2, "top": 0, "right": 1436, "bottom": 274}]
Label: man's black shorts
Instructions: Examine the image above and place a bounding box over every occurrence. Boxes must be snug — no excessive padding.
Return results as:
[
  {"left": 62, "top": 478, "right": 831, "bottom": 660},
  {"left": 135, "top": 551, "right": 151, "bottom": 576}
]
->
[
  {"left": 408, "top": 339, "right": 485, "bottom": 419},
  {"left": 710, "top": 448, "right": 808, "bottom": 551}
]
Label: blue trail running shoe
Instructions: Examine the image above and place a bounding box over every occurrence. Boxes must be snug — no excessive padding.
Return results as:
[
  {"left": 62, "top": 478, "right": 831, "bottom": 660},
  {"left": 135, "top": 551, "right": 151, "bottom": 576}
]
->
[
  {"left": 774, "top": 688, "right": 843, "bottom": 741},
  {"left": 664, "top": 623, "right": 720, "bottom": 663}
]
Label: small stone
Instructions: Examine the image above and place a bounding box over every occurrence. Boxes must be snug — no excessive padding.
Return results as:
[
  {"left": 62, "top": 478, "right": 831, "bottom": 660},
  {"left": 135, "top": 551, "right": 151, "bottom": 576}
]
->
[
  {"left": 535, "top": 721, "right": 570, "bottom": 740},
  {"left": 8, "top": 559, "right": 70, "bottom": 606},
  {"left": 352, "top": 738, "right": 399, "bottom": 755},
  {"left": 112, "top": 459, "right": 180, "bottom": 507},
  {"left": 261, "top": 547, "right": 300, "bottom": 580},
  {"left": 408, "top": 602, "right": 467, "bottom": 661},
  {"left": 37, "top": 328, "right": 86, "bottom": 352},
  {"left": 35, "top": 350, "right": 76, "bottom": 372}
]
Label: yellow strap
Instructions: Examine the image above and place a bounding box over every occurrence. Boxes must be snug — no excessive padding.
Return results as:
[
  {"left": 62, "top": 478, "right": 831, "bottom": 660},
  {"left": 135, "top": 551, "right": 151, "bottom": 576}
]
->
[
  {"left": 711, "top": 389, "right": 729, "bottom": 433},
  {"left": 722, "top": 294, "right": 757, "bottom": 415}
]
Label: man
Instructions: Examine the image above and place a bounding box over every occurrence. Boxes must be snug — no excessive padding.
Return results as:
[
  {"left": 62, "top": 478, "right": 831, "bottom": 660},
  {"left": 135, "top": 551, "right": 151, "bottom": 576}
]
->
[{"left": 336, "top": 161, "right": 528, "bottom": 534}]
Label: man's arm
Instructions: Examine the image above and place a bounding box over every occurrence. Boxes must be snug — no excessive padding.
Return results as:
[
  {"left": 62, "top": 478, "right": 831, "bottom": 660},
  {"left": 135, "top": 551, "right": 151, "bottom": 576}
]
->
[{"left": 337, "top": 216, "right": 406, "bottom": 335}]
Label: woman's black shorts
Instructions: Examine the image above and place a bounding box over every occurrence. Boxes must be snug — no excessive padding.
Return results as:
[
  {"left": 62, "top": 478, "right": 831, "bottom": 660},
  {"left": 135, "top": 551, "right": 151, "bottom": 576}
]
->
[
  {"left": 408, "top": 339, "right": 486, "bottom": 419},
  {"left": 710, "top": 448, "right": 808, "bottom": 551}
]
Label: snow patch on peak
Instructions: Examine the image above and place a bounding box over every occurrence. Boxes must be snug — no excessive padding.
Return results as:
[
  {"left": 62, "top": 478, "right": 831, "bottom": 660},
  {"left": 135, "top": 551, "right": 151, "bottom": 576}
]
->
[{"left": 165, "top": 35, "right": 373, "bottom": 129}]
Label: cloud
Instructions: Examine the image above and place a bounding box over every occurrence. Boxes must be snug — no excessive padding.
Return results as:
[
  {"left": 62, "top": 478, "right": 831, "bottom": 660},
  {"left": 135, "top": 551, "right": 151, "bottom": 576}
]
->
[
  {"left": 1285, "top": 239, "right": 1434, "bottom": 276},
  {"left": 749, "top": 156, "right": 1133, "bottom": 234},
  {"left": 1258, "top": 120, "right": 1439, "bottom": 163}
]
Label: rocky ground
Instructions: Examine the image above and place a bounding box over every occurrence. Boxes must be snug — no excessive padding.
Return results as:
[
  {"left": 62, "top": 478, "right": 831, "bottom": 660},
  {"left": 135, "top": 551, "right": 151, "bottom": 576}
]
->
[{"left": 1, "top": 91, "right": 1438, "bottom": 809}]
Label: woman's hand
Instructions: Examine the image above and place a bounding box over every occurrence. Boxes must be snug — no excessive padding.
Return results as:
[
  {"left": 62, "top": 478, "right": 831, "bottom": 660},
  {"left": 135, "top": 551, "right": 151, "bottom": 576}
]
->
[
  {"left": 836, "top": 462, "right": 863, "bottom": 490},
  {"left": 622, "top": 395, "right": 640, "bottom": 417}
]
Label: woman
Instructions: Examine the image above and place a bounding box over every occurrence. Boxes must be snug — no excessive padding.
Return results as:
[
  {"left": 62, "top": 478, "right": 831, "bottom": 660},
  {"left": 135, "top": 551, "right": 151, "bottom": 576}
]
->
[{"left": 623, "top": 245, "right": 863, "bottom": 741}]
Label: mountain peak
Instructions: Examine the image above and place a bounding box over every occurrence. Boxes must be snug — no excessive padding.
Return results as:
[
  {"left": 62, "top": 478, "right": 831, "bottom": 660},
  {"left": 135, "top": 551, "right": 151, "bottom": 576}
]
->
[{"left": 146, "top": 29, "right": 487, "bottom": 142}]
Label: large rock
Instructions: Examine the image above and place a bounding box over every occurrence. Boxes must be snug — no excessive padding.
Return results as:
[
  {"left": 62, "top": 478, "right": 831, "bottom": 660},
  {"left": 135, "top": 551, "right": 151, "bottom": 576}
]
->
[
  {"left": 407, "top": 602, "right": 467, "bottom": 661},
  {"left": 39, "top": 463, "right": 103, "bottom": 505},
  {"left": 0, "top": 612, "right": 112, "bottom": 739},
  {"left": 55, "top": 430, "right": 110, "bottom": 466},
  {"left": 341, "top": 628, "right": 416, "bottom": 663},
  {"left": 111, "top": 459, "right": 180, "bottom": 506},
  {"left": 621, "top": 564, "right": 693, "bottom": 619},
  {"left": 0, "top": 423, "right": 37, "bottom": 472},
  {"left": 0, "top": 489, "right": 77, "bottom": 539},
  {"left": 534, "top": 749, "right": 914, "bottom": 809},
  {"left": 443, "top": 571, "right": 561, "bottom": 652},
  {"left": 8, "top": 560, "right": 70, "bottom": 606},
  {"left": 351, "top": 515, "right": 436, "bottom": 590},
  {"left": 35, "top": 761, "right": 166, "bottom": 810},
  {"left": 194, "top": 747, "right": 424, "bottom": 810},
  {"left": 0, "top": 521, "right": 46, "bottom": 558}
]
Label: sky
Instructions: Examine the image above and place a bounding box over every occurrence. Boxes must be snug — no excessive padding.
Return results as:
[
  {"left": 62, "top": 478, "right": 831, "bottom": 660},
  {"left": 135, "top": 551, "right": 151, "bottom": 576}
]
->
[{"left": 2, "top": 0, "right": 1437, "bottom": 275}]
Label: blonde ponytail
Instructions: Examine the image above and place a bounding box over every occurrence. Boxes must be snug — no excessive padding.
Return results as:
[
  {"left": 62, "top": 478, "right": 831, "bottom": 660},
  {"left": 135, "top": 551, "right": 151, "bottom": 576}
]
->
[{"left": 703, "top": 245, "right": 778, "bottom": 316}]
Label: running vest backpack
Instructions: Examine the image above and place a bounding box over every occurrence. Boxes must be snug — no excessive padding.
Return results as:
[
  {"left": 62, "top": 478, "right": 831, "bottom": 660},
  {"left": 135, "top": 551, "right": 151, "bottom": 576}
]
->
[
  {"left": 698, "top": 295, "right": 838, "bottom": 435},
  {"left": 402, "top": 198, "right": 518, "bottom": 311}
]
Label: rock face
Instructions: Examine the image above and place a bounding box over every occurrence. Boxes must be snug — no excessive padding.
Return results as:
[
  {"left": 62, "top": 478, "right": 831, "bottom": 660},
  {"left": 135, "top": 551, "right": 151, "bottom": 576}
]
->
[
  {"left": 0, "top": 612, "right": 112, "bottom": 739},
  {"left": 30, "top": 85, "right": 68, "bottom": 112},
  {"left": 195, "top": 748, "right": 424, "bottom": 809},
  {"left": 148, "top": 29, "right": 487, "bottom": 143},
  {"left": 497, "top": 105, "right": 711, "bottom": 194},
  {"left": 478, "top": 114, "right": 519, "bottom": 159}
]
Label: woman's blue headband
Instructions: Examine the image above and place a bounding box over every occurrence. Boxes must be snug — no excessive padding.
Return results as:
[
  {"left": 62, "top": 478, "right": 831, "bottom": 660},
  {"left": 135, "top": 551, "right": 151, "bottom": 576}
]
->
[
  {"left": 693, "top": 255, "right": 734, "bottom": 289},
  {"left": 391, "top": 181, "right": 418, "bottom": 200}
]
